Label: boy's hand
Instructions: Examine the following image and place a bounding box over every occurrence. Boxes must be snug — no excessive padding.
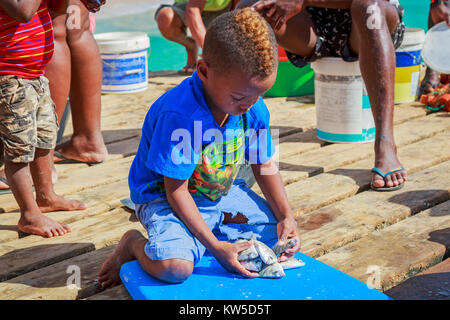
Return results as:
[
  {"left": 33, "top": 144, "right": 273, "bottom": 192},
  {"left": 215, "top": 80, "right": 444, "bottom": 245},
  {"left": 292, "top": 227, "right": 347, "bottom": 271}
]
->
[
  {"left": 430, "top": 2, "right": 450, "bottom": 26},
  {"left": 252, "top": 0, "right": 306, "bottom": 31},
  {"left": 211, "top": 240, "right": 260, "bottom": 278},
  {"left": 80, "top": 0, "right": 106, "bottom": 13},
  {"left": 276, "top": 217, "right": 301, "bottom": 262}
]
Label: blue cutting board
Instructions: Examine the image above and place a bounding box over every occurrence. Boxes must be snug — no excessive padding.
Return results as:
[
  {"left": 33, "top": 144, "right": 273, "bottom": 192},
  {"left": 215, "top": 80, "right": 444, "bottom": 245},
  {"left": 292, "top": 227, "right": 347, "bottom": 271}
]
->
[{"left": 120, "top": 252, "right": 391, "bottom": 300}]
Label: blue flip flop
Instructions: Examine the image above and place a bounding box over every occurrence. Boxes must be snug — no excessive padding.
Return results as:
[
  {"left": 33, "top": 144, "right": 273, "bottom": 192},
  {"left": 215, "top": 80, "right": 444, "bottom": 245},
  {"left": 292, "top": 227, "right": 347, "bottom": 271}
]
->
[{"left": 371, "top": 167, "right": 406, "bottom": 192}]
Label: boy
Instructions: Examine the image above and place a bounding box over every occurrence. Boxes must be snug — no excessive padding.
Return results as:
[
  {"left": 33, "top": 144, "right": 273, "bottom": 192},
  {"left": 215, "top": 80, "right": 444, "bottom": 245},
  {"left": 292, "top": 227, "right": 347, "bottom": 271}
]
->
[
  {"left": 98, "top": 8, "right": 301, "bottom": 288},
  {"left": 0, "top": 0, "right": 86, "bottom": 238}
]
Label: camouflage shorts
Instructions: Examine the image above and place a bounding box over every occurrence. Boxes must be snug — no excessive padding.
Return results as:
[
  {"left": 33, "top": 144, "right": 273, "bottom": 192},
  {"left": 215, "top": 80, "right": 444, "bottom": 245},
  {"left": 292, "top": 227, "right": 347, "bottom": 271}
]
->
[{"left": 0, "top": 75, "right": 58, "bottom": 163}]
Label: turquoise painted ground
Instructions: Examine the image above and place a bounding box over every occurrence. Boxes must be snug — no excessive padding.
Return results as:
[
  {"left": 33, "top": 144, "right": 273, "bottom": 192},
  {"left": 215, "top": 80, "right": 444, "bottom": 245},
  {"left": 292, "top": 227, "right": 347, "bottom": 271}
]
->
[{"left": 94, "top": 0, "right": 431, "bottom": 71}]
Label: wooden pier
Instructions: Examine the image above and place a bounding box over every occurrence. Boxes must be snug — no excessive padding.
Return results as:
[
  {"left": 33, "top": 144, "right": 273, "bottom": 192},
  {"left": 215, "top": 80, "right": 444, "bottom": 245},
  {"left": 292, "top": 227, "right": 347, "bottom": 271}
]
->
[{"left": 0, "top": 72, "right": 448, "bottom": 300}]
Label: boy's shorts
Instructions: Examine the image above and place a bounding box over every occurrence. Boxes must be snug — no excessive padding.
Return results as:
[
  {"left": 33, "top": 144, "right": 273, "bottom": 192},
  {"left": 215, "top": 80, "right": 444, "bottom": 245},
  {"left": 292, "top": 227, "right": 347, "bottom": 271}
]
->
[
  {"left": 135, "top": 180, "right": 279, "bottom": 265},
  {"left": 0, "top": 75, "right": 58, "bottom": 163},
  {"left": 286, "top": 0, "right": 405, "bottom": 68},
  {"left": 155, "top": 2, "right": 232, "bottom": 33}
]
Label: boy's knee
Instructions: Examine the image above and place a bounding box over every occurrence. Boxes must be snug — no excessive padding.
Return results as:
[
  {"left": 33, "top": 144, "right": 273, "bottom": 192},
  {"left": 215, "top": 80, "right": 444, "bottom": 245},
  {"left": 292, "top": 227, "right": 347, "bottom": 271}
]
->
[{"left": 159, "top": 259, "right": 194, "bottom": 283}]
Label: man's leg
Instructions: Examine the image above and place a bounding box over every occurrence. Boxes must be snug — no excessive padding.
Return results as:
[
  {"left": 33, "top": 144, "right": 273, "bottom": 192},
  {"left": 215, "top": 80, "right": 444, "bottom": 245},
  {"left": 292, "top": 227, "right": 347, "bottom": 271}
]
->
[
  {"left": 98, "top": 229, "right": 194, "bottom": 288},
  {"left": 348, "top": 0, "right": 407, "bottom": 188},
  {"left": 54, "top": 0, "right": 107, "bottom": 164},
  {"left": 156, "top": 7, "right": 198, "bottom": 71},
  {"left": 237, "top": 0, "right": 317, "bottom": 58}
]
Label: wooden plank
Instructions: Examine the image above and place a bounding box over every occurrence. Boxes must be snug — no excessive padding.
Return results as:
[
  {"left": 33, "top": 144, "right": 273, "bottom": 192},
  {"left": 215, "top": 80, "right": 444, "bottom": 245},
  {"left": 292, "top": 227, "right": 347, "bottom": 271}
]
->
[
  {"left": 297, "top": 161, "right": 450, "bottom": 258},
  {"left": 317, "top": 201, "right": 450, "bottom": 292},
  {"left": 0, "top": 179, "right": 130, "bottom": 243},
  {"left": 385, "top": 258, "right": 450, "bottom": 300},
  {"left": 0, "top": 207, "right": 140, "bottom": 282},
  {"left": 0, "top": 242, "right": 136, "bottom": 300},
  {"left": 286, "top": 132, "right": 450, "bottom": 215},
  {"left": 0, "top": 156, "right": 133, "bottom": 213},
  {"left": 279, "top": 113, "right": 450, "bottom": 185},
  {"left": 0, "top": 246, "right": 115, "bottom": 300},
  {"left": 85, "top": 284, "right": 131, "bottom": 300}
]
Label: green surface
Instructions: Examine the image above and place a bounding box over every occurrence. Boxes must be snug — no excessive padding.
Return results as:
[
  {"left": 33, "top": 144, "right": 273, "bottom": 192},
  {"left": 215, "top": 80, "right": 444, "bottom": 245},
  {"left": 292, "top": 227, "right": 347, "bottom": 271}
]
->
[
  {"left": 95, "top": 1, "right": 431, "bottom": 72},
  {"left": 264, "top": 61, "right": 315, "bottom": 97}
]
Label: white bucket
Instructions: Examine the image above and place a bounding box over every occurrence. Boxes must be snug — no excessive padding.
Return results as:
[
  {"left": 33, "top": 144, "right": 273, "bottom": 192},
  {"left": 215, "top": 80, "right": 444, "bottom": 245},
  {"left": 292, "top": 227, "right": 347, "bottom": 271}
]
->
[
  {"left": 394, "top": 28, "right": 425, "bottom": 104},
  {"left": 94, "top": 32, "right": 150, "bottom": 94},
  {"left": 311, "top": 58, "right": 375, "bottom": 143}
]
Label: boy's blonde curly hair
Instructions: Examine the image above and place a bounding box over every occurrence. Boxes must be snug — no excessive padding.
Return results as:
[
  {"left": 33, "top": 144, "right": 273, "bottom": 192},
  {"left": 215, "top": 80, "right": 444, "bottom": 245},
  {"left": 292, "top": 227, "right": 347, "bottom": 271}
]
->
[{"left": 203, "top": 8, "right": 278, "bottom": 79}]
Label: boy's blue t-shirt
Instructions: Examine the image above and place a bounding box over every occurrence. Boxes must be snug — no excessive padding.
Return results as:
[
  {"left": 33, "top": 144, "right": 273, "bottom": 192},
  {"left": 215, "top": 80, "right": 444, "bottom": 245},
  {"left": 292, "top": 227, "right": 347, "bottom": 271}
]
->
[{"left": 129, "top": 72, "right": 275, "bottom": 204}]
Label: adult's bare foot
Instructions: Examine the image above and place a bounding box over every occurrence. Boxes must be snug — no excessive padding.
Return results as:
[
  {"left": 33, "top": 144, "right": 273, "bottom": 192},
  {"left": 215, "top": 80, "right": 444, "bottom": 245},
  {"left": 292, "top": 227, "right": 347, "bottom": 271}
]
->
[
  {"left": 37, "top": 194, "right": 87, "bottom": 213},
  {"left": 98, "top": 229, "right": 146, "bottom": 289},
  {"left": 372, "top": 141, "right": 407, "bottom": 189},
  {"left": 18, "top": 213, "right": 71, "bottom": 238},
  {"left": 54, "top": 135, "right": 107, "bottom": 164}
]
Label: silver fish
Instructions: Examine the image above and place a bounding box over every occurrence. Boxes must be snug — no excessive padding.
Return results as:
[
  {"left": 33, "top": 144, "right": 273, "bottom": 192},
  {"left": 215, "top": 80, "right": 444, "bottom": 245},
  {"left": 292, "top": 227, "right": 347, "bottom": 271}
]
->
[
  {"left": 236, "top": 239, "right": 259, "bottom": 261},
  {"left": 259, "top": 262, "right": 285, "bottom": 278},
  {"left": 279, "top": 257, "right": 305, "bottom": 270},
  {"left": 253, "top": 239, "right": 278, "bottom": 265},
  {"left": 271, "top": 238, "right": 298, "bottom": 256},
  {"left": 240, "top": 257, "right": 264, "bottom": 272}
]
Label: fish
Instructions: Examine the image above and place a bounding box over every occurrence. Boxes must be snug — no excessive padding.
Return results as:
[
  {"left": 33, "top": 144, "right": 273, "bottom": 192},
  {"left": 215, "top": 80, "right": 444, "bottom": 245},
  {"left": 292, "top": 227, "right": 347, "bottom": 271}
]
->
[
  {"left": 240, "top": 257, "right": 264, "bottom": 272},
  {"left": 259, "top": 262, "right": 285, "bottom": 278},
  {"left": 236, "top": 239, "right": 259, "bottom": 261},
  {"left": 271, "top": 238, "right": 298, "bottom": 256},
  {"left": 253, "top": 239, "right": 278, "bottom": 265},
  {"left": 279, "top": 257, "right": 306, "bottom": 270}
]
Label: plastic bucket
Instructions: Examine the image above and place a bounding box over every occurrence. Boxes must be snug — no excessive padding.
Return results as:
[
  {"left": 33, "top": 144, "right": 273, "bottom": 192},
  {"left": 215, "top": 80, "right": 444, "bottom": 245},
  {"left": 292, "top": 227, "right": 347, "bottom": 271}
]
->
[
  {"left": 94, "top": 32, "right": 150, "bottom": 94},
  {"left": 311, "top": 58, "right": 375, "bottom": 143},
  {"left": 264, "top": 46, "right": 315, "bottom": 97},
  {"left": 395, "top": 28, "right": 425, "bottom": 104}
]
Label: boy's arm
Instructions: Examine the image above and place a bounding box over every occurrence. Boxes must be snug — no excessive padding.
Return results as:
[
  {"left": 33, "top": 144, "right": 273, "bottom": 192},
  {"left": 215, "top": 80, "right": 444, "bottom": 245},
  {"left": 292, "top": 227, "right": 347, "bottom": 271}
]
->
[
  {"left": 0, "top": 0, "right": 42, "bottom": 23},
  {"left": 164, "top": 176, "right": 258, "bottom": 277},
  {"left": 251, "top": 158, "right": 301, "bottom": 259}
]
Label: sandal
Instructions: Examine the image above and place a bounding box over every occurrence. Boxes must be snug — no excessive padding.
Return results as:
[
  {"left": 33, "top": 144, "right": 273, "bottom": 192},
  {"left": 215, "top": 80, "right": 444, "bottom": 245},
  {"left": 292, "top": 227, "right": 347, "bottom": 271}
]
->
[{"left": 370, "top": 167, "right": 406, "bottom": 192}]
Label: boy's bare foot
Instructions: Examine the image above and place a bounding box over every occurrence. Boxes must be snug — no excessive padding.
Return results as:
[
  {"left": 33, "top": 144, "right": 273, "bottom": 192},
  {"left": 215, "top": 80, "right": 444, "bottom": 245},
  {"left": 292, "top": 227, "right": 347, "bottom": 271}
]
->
[
  {"left": 98, "top": 229, "right": 145, "bottom": 289},
  {"left": 372, "top": 141, "right": 407, "bottom": 189},
  {"left": 37, "top": 194, "right": 87, "bottom": 213},
  {"left": 18, "top": 213, "right": 71, "bottom": 238}
]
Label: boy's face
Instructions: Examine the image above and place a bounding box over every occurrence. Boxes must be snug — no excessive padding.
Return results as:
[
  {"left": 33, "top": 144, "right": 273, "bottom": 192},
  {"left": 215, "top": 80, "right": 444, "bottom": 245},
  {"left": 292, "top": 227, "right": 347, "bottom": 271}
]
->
[{"left": 197, "top": 60, "right": 277, "bottom": 116}]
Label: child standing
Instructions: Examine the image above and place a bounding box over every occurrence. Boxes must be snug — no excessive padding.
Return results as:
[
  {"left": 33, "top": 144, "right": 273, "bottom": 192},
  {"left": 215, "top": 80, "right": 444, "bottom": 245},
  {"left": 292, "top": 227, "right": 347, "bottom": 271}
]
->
[
  {"left": 99, "top": 8, "right": 301, "bottom": 288},
  {"left": 0, "top": 0, "right": 86, "bottom": 238}
]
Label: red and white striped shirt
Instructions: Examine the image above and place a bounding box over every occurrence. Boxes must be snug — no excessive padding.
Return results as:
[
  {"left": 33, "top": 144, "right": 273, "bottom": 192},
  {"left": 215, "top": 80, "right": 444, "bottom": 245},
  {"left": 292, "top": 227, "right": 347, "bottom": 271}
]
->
[{"left": 0, "top": 1, "right": 54, "bottom": 79}]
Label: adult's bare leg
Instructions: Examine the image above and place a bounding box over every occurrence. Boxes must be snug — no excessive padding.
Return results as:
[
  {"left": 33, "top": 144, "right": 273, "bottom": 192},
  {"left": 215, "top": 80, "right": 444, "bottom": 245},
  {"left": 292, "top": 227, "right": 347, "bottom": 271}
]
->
[
  {"left": 55, "top": 0, "right": 107, "bottom": 164},
  {"left": 348, "top": 0, "right": 407, "bottom": 188},
  {"left": 156, "top": 7, "right": 198, "bottom": 71}
]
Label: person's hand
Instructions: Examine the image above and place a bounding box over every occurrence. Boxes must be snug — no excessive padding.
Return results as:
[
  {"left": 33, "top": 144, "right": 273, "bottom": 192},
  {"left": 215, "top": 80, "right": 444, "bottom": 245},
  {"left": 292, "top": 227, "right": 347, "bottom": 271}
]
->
[
  {"left": 251, "top": 0, "right": 306, "bottom": 31},
  {"left": 80, "top": 0, "right": 106, "bottom": 13},
  {"left": 276, "top": 217, "right": 301, "bottom": 262},
  {"left": 430, "top": 2, "right": 450, "bottom": 26},
  {"left": 211, "top": 240, "right": 260, "bottom": 278}
]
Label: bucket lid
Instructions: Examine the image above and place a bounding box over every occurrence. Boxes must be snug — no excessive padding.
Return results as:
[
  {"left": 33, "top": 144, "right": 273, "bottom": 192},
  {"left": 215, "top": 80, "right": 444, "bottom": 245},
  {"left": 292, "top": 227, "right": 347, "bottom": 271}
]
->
[
  {"left": 94, "top": 32, "right": 150, "bottom": 54},
  {"left": 399, "top": 28, "right": 426, "bottom": 49},
  {"left": 311, "top": 58, "right": 361, "bottom": 76},
  {"left": 422, "top": 22, "right": 450, "bottom": 74}
]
